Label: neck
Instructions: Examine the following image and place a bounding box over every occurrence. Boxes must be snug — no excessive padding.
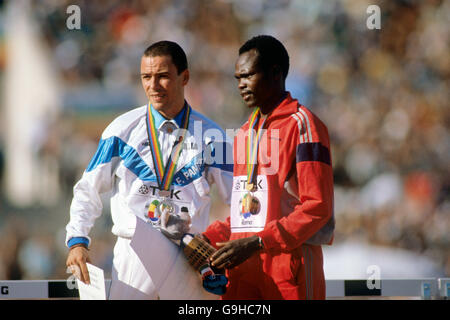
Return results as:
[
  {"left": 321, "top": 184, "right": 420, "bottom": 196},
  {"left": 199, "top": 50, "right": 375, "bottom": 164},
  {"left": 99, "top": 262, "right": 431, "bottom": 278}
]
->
[
  {"left": 260, "top": 91, "right": 287, "bottom": 115},
  {"left": 157, "top": 100, "right": 185, "bottom": 119}
]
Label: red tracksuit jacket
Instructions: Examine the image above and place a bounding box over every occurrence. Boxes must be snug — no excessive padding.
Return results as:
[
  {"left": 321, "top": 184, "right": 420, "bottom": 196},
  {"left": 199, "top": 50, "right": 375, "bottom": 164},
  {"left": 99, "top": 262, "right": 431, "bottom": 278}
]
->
[{"left": 204, "top": 92, "right": 335, "bottom": 299}]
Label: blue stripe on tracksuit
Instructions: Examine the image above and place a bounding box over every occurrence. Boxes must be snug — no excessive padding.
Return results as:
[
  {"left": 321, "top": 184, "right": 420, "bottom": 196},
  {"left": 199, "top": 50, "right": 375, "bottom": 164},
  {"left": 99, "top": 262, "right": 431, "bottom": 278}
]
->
[
  {"left": 86, "top": 136, "right": 233, "bottom": 185},
  {"left": 86, "top": 136, "right": 156, "bottom": 180},
  {"left": 70, "top": 136, "right": 232, "bottom": 248}
]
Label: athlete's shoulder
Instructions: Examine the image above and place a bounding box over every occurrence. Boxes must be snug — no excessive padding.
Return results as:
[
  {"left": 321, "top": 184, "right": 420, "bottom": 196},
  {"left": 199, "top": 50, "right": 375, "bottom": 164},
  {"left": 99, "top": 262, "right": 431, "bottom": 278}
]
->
[
  {"left": 102, "top": 105, "right": 146, "bottom": 139},
  {"left": 190, "top": 107, "right": 225, "bottom": 132},
  {"left": 292, "top": 103, "right": 330, "bottom": 144},
  {"left": 298, "top": 104, "right": 328, "bottom": 131}
]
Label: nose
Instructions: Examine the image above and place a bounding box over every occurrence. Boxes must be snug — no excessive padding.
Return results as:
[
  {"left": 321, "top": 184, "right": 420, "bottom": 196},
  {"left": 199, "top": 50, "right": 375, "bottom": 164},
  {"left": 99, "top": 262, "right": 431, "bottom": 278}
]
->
[
  {"left": 237, "top": 78, "right": 246, "bottom": 90},
  {"left": 148, "top": 76, "right": 160, "bottom": 91}
]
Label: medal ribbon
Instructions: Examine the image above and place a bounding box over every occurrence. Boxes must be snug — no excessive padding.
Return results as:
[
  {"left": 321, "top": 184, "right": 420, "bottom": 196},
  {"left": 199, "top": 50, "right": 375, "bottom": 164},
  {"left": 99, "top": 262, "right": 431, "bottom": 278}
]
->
[
  {"left": 146, "top": 103, "right": 191, "bottom": 191},
  {"left": 246, "top": 107, "right": 267, "bottom": 189}
]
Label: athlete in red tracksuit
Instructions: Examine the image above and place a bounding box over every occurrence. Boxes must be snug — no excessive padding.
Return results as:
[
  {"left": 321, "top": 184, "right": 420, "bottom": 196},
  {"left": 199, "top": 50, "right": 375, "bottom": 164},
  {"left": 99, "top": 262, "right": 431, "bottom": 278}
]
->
[{"left": 203, "top": 35, "right": 335, "bottom": 300}]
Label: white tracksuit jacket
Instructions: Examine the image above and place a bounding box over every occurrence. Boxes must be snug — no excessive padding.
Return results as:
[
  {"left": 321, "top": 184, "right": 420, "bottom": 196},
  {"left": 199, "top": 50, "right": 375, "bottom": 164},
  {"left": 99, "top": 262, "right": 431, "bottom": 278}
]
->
[{"left": 65, "top": 103, "right": 233, "bottom": 298}]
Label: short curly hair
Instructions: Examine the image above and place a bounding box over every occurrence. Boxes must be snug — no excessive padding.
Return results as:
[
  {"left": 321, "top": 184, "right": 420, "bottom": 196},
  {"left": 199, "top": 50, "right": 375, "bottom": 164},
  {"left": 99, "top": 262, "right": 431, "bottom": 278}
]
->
[{"left": 239, "top": 35, "right": 289, "bottom": 80}]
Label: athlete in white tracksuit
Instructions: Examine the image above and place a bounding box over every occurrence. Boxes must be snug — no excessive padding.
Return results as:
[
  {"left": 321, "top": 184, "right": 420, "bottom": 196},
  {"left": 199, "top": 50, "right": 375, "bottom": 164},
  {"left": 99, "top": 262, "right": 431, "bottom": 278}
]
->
[
  {"left": 65, "top": 41, "right": 233, "bottom": 299},
  {"left": 65, "top": 103, "right": 233, "bottom": 299}
]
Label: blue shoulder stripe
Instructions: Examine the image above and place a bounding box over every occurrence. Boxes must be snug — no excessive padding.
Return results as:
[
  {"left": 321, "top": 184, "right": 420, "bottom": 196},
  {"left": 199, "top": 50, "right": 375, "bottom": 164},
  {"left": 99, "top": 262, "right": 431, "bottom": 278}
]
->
[
  {"left": 86, "top": 136, "right": 156, "bottom": 181},
  {"left": 86, "top": 136, "right": 233, "bottom": 185}
]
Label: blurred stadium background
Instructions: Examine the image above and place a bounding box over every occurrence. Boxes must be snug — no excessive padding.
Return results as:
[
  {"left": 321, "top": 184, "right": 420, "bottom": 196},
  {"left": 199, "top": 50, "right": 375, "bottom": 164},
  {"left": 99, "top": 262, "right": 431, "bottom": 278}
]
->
[{"left": 0, "top": 0, "right": 448, "bottom": 283}]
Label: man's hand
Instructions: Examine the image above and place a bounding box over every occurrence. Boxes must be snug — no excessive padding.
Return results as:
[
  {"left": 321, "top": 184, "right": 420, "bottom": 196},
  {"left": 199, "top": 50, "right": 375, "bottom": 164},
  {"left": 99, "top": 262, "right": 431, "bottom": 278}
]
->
[
  {"left": 66, "top": 245, "right": 92, "bottom": 284},
  {"left": 210, "top": 235, "right": 261, "bottom": 269}
]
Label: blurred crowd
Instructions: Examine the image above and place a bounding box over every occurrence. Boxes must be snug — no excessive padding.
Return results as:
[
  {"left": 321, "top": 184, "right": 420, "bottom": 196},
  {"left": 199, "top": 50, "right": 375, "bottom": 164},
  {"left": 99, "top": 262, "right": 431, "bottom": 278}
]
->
[{"left": 0, "top": 0, "right": 449, "bottom": 281}]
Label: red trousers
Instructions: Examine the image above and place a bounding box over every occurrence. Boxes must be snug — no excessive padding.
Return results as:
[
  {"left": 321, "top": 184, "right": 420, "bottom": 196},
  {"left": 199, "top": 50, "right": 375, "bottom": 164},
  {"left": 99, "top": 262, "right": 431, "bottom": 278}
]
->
[{"left": 222, "top": 244, "right": 326, "bottom": 300}]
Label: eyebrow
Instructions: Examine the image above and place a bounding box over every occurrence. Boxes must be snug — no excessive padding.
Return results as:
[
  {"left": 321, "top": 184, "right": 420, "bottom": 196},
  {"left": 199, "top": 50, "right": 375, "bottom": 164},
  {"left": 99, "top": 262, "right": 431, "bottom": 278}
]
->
[
  {"left": 141, "top": 71, "right": 170, "bottom": 76},
  {"left": 234, "top": 71, "right": 252, "bottom": 79}
]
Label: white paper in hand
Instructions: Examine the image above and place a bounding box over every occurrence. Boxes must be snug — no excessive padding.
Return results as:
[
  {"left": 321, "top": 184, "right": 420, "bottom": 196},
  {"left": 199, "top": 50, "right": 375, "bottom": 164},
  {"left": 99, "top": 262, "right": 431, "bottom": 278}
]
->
[{"left": 76, "top": 263, "right": 106, "bottom": 300}]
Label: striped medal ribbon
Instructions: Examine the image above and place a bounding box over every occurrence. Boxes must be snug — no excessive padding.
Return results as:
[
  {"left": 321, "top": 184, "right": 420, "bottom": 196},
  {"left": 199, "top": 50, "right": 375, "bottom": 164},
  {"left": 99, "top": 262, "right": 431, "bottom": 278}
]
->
[
  {"left": 246, "top": 107, "right": 267, "bottom": 192},
  {"left": 146, "top": 103, "right": 191, "bottom": 196}
]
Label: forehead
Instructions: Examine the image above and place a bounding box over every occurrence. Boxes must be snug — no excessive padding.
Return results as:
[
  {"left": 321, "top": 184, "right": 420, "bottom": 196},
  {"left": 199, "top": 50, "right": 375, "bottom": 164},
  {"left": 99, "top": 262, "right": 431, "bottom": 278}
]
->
[
  {"left": 140, "top": 55, "right": 175, "bottom": 73},
  {"left": 235, "top": 49, "right": 261, "bottom": 73}
]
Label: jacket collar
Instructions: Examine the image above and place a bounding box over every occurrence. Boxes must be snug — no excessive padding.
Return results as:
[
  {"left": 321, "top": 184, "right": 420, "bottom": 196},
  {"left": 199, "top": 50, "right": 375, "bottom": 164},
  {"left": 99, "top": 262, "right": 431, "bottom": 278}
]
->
[{"left": 150, "top": 101, "right": 187, "bottom": 130}]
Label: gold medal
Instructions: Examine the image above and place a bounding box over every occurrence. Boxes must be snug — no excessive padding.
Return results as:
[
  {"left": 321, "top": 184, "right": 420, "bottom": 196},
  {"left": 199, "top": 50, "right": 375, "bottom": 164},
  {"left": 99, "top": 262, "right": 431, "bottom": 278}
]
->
[
  {"left": 246, "top": 183, "right": 255, "bottom": 192},
  {"left": 247, "top": 194, "right": 261, "bottom": 215},
  {"left": 240, "top": 192, "right": 261, "bottom": 218}
]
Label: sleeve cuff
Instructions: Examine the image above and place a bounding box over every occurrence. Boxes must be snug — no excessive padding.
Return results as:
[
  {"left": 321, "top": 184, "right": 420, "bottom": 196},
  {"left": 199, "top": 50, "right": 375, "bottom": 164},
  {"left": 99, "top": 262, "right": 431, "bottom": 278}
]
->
[
  {"left": 256, "top": 228, "right": 279, "bottom": 252},
  {"left": 67, "top": 237, "right": 90, "bottom": 249},
  {"left": 202, "top": 230, "right": 228, "bottom": 250}
]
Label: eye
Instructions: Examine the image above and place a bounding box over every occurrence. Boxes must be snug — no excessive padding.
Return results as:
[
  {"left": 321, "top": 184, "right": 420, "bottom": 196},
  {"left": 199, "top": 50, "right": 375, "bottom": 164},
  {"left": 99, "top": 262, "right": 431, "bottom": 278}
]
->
[
  {"left": 235, "top": 73, "right": 251, "bottom": 80},
  {"left": 158, "top": 73, "right": 170, "bottom": 79}
]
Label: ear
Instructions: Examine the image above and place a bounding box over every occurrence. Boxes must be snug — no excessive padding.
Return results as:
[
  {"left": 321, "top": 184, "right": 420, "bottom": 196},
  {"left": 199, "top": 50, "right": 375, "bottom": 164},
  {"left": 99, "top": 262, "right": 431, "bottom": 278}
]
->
[
  {"left": 182, "top": 69, "right": 189, "bottom": 86},
  {"left": 272, "top": 65, "right": 282, "bottom": 81}
]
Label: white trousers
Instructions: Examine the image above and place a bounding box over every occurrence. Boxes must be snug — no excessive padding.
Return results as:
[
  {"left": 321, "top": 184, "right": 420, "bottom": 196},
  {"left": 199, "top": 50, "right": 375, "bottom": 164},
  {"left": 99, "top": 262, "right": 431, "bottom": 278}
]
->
[{"left": 108, "top": 237, "right": 159, "bottom": 300}]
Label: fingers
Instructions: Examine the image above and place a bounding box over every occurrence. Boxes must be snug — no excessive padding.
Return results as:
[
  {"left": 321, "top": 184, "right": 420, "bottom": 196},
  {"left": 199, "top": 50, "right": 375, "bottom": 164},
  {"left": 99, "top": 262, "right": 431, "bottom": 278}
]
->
[
  {"left": 211, "top": 254, "right": 232, "bottom": 269},
  {"left": 210, "top": 243, "right": 228, "bottom": 261},
  {"left": 210, "top": 245, "right": 233, "bottom": 269},
  {"left": 210, "top": 238, "right": 257, "bottom": 270},
  {"left": 69, "top": 261, "right": 90, "bottom": 285},
  {"left": 66, "top": 247, "right": 91, "bottom": 285},
  {"left": 79, "top": 261, "right": 90, "bottom": 285}
]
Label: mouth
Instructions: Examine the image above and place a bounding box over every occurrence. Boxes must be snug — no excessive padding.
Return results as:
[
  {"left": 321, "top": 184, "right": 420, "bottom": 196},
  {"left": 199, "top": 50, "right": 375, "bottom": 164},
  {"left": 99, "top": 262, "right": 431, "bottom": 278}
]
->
[
  {"left": 150, "top": 93, "right": 166, "bottom": 102},
  {"left": 241, "top": 91, "right": 253, "bottom": 101}
]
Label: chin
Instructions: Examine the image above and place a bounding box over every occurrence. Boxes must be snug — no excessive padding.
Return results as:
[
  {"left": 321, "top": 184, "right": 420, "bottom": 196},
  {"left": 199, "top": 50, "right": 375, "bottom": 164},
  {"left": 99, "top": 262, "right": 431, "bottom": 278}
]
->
[
  {"left": 245, "top": 102, "right": 257, "bottom": 109},
  {"left": 150, "top": 101, "right": 165, "bottom": 110}
]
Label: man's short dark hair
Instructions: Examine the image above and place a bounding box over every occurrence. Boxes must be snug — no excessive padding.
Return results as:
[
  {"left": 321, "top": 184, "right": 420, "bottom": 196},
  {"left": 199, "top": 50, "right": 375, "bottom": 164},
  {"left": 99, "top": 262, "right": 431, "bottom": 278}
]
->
[
  {"left": 239, "top": 35, "right": 289, "bottom": 80},
  {"left": 143, "top": 41, "right": 188, "bottom": 74}
]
